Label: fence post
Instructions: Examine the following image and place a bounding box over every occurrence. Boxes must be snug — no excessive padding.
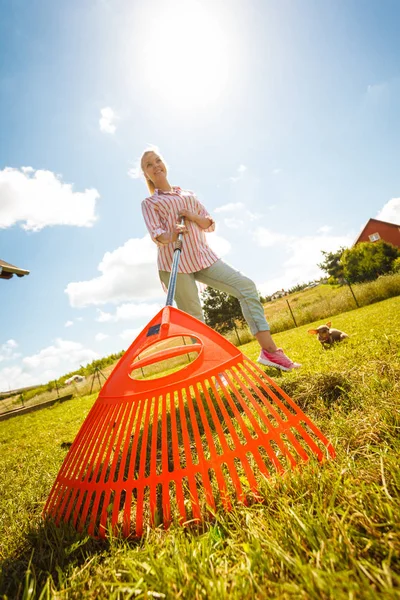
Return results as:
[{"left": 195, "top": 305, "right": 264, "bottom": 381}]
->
[
  {"left": 286, "top": 299, "right": 298, "bottom": 327},
  {"left": 345, "top": 279, "right": 359, "bottom": 308},
  {"left": 233, "top": 324, "right": 241, "bottom": 345}
]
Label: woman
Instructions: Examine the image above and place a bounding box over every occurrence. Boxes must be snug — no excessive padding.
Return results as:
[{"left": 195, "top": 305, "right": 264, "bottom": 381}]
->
[{"left": 140, "top": 147, "right": 301, "bottom": 371}]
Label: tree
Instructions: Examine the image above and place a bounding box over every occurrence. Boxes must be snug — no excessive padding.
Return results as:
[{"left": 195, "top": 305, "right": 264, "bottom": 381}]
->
[
  {"left": 318, "top": 247, "right": 346, "bottom": 282},
  {"left": 341, "top": 240, "right": 399, "bottom": 283},
  {"left": 202, "top": 288, "right": 246, "bottom": 344}
]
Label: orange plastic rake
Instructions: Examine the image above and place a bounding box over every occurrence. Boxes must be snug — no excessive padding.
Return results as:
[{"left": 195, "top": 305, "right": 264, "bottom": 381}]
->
[{"left": 44, "top": 230, "right": 335, "bottom": 538}]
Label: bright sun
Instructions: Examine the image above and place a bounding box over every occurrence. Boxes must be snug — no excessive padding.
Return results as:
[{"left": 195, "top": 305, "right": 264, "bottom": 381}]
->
[{"left": 138, "top": 0, "right": 231, "bottom": 109}]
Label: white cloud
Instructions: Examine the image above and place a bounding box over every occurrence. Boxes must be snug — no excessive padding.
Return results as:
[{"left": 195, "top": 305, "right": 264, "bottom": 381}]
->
[
  {"left": 214, "top": 203, "right": 261, "bottom": 229},
  {"left": 127, "top": 165, "right": 142, "bottom": 179},
  {"left": 0, "top": 339, "right": 99, "bottom": 390},
  {"left": 253, "top": 227, "right": 289, "bottom": 247},
  {"left": 257, "top": 232, "right": 354, "bottom": 295},
  {"left": 119, "top": 328, "right": 141, "bottom": 342},
  {"left": 230, "top": 164, "right": 247, "bottom": 183},
  {"left": 95, "top": 333, "right": 109, "bottom": 342},
  {"left": 272, "top": 168, "right": 283, "bottom": 175},
  {"left": 4, "top": 339, "right": 17, "bottom": 349},
  {"left": 99, "top": 106, "right": 118, "bottom": 134},
  {"left": 223, "top": 217, "right": 244, "bottom": 230},
  {"left": 65, "top": 236, "right": 161, "bottom": 307},
  {"left": 318, "top": 225, "right": 332, "bottom": 234},
  {"left": 0, "top": 366, "right": 37, "bottom": 392},
  {"left": 215, "top": 202, "right": 245, "bottom": 213},
  {"left": 96, "top": 302, "right": 162, "bottom": 323},
  {"left": 207, "top": 232, "right": 231, "bottom": 257},
  {"left": 22, "top": 339, "right": 98, "bottom": 371},
  {"left": 284, "top": 234, "right": 352, "bottom": 269},
  {"left": 0, "top": 339, "right": 21, "bottom": 363},
  {"left": 366, "top": 82, "right": 389, "bottom": 100},
  {"left": 64, "top": 320, "right": 73, "bottom": 327},
  {"left": 376, "top": 197, "right": 400, "bottom": 225},
  {"left": 0, "top": 167, "right": 99, "bottom": 231}
]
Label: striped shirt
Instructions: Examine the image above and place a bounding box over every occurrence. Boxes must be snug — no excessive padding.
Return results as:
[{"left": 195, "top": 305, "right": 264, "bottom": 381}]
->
[{"left": 141, "top": 187, "right": 219, "bottom": 273}]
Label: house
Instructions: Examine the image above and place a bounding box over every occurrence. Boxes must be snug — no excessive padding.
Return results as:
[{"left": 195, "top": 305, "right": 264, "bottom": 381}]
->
[
  {"left": 271, "top": 289, "right": 287, "bottom": 301},
  {"left": 353, "top": 218, "right": 400, "bottom": 248},
  {"left": 0, "top": 259, "right": 30, "bottom": 280},
  {"left": 65, "top": 375, "right": 86, "bottom": 385}
]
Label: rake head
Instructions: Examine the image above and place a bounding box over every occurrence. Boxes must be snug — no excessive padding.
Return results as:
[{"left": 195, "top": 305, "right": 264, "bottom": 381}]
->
[{"left": 43, "top": 306, "right": 335, "bottom": 538}]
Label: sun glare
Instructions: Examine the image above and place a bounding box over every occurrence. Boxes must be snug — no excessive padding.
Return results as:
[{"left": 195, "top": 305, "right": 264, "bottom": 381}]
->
[{"left": 138, "top": 0, "right": 231, "bottom": 109}]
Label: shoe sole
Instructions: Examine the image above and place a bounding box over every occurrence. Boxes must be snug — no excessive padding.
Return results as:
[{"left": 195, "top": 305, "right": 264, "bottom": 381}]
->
[{"left": 257, "top": 357, "right": 293, "bottom": 371}]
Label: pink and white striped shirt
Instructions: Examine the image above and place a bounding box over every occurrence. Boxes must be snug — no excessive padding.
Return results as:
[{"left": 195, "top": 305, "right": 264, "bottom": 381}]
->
[{"left": 141, "top": 187, "right": 219, "bottom": 273}]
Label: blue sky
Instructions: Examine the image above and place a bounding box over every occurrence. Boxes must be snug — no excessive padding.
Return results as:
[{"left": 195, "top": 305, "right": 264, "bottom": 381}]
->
[{"left": 1, "top": 0, "right": 400, "bottom": 390}]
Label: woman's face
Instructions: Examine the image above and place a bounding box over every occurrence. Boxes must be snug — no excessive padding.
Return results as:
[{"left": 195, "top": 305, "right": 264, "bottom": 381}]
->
[{"left": 142, "top": 152, "right": 167, "bottom": 185}]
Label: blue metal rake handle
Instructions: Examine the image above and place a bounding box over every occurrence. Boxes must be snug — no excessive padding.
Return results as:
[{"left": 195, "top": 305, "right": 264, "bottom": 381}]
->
[{"left": 165, "top": 217, "right": 185, "bottom": 307}]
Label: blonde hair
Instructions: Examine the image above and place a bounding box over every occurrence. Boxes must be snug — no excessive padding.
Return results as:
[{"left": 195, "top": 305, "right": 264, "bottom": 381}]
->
[{"left": 140, "top": 146, "right": 167, "bottom": 195}]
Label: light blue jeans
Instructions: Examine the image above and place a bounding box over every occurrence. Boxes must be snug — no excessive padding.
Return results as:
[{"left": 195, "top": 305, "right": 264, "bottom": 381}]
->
[{"left": 159, "top": 259, "right": 270, "bottom": 335}]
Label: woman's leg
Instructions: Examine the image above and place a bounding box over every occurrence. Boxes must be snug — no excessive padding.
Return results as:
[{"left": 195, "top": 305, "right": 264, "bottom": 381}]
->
[
  {"left": 254, "top": 330, "right": 278, "bottom": 353},
  {"left": 159, "top": 271, "right": 204, "bottom": 322},
  {"left": 195, "top": 260, "right": 300, "bottom": 369},
  {"left": 194, "top": 260, "right": 278, "bottom": 351}
]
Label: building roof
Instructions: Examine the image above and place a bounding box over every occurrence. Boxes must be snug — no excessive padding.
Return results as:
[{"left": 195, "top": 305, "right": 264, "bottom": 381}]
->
[
  {"left": 352, "top": 218, "right": 400, "bottom": 247},
  {"left": 0, "top": 259, "right": 30, "bottom": 280}
]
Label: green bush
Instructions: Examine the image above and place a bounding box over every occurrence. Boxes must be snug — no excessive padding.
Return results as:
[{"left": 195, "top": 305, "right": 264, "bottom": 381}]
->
[
  {"left": 341, "top": 240, "right": 399, "bottom": 283},
  {"left": 393, "top": 256, "right": 400, "bottom": 273}
]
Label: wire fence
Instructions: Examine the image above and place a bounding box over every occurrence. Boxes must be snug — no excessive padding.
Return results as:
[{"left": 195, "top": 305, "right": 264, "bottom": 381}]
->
[{"left": 0, "top": 369, "right": 108, "bottom": 420}]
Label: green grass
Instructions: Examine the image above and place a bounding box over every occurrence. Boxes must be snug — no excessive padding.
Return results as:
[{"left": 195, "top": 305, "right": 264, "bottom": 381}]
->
[
  {"left": 0, "top": 297, "right": 399, "bottom": 599},
  {"left": 262, "top": 273, "right": 400, "bottom": 335}
]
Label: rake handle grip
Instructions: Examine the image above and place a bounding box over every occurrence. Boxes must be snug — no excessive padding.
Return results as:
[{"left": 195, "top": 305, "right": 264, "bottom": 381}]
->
[{"left": 165, "top": 216, "right": 185, "bottom": 307}]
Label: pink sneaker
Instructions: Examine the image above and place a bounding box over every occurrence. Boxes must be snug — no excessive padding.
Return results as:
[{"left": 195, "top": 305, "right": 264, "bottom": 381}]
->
[{"left": 257, "top": 348, "right": 301, "bottom": 371}]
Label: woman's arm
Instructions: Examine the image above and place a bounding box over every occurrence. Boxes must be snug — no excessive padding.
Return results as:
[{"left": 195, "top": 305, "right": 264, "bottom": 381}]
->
[
  {"left": 178, "top": 208, "right": 213, "bottom": 230},
  {"left": 142, "top": 200, "right": 167, "bottom": 245}
]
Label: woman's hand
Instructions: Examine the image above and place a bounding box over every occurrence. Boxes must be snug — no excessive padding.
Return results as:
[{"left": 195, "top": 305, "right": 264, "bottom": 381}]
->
[
  {"left": 178, "top": 208, "right": 198, "bottom": 222},
  {"left": 155, "top": 222, "right": 187, "bottom": 245},
  {"left": 178, "top": 209, "right": 212, "bottom": 230},
  {"left": 168, "top": 221, "right": 188, "bottom": 243},
  {"left": 174, "top": 222, "right": 188, "bottom": 237}
]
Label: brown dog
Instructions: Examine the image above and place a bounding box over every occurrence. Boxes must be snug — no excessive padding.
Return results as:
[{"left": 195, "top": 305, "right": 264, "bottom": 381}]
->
[{"left": 308, "top": 322, "right": 348, "bottom": 348}]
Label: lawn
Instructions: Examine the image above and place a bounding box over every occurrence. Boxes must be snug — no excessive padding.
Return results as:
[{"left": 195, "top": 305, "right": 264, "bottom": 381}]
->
[{"left": 0, "top": 296, "right": 399, "bottom": 599}]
